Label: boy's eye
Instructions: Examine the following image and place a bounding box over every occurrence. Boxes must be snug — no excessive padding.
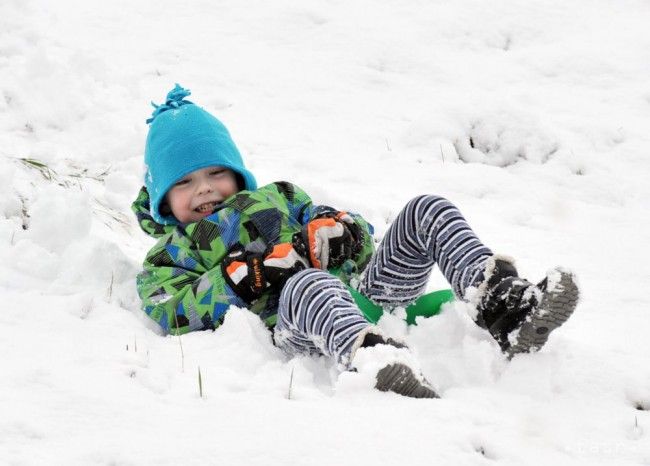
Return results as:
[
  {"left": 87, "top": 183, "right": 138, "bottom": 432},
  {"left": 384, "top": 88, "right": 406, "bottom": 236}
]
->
[
  {"left": 210, "top": 169, "right": 226, "bottom": 176},
  {"left": 174, "top": 179, "right": 190, "bottom": 186}
]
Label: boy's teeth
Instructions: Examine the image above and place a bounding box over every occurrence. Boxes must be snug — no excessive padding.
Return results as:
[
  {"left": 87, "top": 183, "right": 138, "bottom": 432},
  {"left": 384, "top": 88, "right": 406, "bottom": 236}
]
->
[{"left": 196, "top": 202, "right": 215, "bottom": 213}]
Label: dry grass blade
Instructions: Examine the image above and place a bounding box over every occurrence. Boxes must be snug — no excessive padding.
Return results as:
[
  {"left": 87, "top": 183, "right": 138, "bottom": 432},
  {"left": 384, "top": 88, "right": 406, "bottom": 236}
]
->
[
  {"left": 198, "top": 366, "right": 203, "bottom": 398},
  {"left": 19, "top": 157, "right": 56, "bottom": 181}
]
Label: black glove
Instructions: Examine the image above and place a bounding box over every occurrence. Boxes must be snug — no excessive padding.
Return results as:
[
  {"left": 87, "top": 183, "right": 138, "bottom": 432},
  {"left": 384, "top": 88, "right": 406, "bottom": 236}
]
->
[
  {"left": 292, "top": 208, "right": 362, "bottom": 270},
  {"left": 223, "top": 243, "right": 308, "bottom": 303}
]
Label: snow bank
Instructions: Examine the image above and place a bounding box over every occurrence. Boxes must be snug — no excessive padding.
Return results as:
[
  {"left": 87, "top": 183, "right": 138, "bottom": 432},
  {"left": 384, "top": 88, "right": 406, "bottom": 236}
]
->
[{"left": 1, "top": 0, "right": 649, "bottom": 464}]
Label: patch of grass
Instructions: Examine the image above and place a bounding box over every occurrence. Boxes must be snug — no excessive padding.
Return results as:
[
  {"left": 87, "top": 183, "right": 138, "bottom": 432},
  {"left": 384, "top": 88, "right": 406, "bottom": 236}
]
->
[{"left": 16, "top": 156, "right": 110, "bottom": 188}]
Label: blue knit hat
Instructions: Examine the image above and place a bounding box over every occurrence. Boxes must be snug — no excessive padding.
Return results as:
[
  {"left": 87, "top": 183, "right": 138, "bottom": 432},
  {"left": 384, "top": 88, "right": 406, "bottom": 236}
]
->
[{"left": 144, "top": 84, "right": 257, "bottom": 224}]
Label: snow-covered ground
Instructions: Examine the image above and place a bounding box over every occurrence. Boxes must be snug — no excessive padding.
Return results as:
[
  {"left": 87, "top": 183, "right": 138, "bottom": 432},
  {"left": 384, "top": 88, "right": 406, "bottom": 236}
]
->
[{"left": 2, "top": 0, "right": 649, "bottom": 464}]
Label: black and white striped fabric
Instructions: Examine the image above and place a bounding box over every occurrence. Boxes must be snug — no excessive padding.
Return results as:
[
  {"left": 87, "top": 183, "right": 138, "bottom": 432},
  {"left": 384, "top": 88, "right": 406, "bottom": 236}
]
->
[
  {"left": 358, "top": 195, "right": 493, "bottom": 305},
  {"left": 274, "top": 195, "right": 493, "bottom": 366},
  {"left": 274, "top": 269, "right": 369, "bottom": 367}
]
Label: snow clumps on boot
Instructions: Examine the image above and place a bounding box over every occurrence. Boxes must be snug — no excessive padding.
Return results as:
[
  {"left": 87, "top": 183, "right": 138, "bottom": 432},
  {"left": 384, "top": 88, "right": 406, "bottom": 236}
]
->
[
  {"left": 475, "top": 255, "right": 580, "bottom": 358},
  {"left": 349, "top": 330, "right": 438, "bottom": 399}
]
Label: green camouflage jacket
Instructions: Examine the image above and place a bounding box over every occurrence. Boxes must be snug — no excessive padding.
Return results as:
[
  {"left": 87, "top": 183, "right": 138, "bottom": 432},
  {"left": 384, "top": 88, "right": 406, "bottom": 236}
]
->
[{"left": 132, "top": 182, "right": 375, "bottom": 335}]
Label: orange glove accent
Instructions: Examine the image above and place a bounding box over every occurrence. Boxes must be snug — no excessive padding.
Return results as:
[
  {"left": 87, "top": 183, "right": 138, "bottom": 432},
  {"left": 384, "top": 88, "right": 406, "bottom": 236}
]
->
[{"left": 305, "top": 218, "right": 340, "bottom": 269}]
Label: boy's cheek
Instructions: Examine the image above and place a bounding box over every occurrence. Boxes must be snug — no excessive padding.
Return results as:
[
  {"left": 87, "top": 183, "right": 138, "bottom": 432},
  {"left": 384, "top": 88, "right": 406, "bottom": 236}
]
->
[{"left": 163, "top": 191, "right": 188, "bottom": 221}]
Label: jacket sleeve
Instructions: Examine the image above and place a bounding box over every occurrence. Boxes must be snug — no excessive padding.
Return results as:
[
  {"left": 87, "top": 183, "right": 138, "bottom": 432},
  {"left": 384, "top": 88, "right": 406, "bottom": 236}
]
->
[
  {"left": 265, "top": 181, "right": 375, "bottom": 272},
  {"left": 136, "top": 227, "right": 247, "bottom": 336},
  {"left": 346, "top": 211, "right": 375, "bottom": 271},
  {"left": 268, "top": 181, "right": 313, "bottom": 226}
]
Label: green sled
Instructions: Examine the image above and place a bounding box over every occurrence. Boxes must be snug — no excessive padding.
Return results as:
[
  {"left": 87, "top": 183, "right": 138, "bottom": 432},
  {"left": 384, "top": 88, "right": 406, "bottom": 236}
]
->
[{"left": 347, "top": 285, "right": 455, "bottom": 325}]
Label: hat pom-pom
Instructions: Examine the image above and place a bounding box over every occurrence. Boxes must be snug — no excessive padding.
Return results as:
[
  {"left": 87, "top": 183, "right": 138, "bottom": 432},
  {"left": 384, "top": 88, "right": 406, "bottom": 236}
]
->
[
  {"left": 165, "top": 84, "right": 191, "bottom": 105},
  {"left": 146, "top": 84, "right": 193, "bottom": 124}
]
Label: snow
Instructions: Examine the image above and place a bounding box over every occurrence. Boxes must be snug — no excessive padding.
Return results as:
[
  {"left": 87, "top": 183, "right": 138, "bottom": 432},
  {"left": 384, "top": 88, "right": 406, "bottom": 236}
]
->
[{"left": 2, "top": 0, "right": 650, "bottom": 464}]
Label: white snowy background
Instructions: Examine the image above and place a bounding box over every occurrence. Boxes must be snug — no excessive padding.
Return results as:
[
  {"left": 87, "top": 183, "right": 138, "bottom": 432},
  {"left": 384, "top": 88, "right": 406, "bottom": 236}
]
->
[{"left": 1, "top": 0, "right": 649, "bottom": 464}]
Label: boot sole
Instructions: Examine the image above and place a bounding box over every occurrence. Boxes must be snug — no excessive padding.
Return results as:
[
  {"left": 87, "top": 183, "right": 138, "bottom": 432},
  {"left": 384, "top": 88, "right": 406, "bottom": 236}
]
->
[
  {"left": 375, "top": 363, "right": 439, "bottom": 399},
  {"left": 506, "top": 269, "right": 579, "bottom": 358}
]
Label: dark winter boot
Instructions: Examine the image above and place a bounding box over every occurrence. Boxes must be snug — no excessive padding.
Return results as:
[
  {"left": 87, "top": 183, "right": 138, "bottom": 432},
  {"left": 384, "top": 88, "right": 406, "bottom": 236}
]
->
[
  {"left": 352, "top": 332, "right": 439, "bottom": 399},
  {"left": 476, "top": 256, "right": 579, "bottom": 358}
]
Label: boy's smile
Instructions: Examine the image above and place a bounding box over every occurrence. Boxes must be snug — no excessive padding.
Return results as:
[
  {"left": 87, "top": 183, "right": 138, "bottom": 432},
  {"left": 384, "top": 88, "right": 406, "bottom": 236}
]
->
[{"left": 166, "top": 166, "right": 239, "bottom": 223}]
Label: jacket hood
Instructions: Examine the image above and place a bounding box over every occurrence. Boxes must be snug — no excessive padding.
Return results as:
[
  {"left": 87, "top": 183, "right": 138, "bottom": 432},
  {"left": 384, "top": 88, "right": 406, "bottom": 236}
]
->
[{"left": 132, "top": 186, "right": 177, "bottom": 238}]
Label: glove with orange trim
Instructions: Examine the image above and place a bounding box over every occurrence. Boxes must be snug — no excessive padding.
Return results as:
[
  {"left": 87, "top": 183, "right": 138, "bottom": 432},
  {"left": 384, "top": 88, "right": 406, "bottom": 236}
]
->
[
  {"left": 293, "top": 208, "right": 363, "bottom": 270},
  {"left": 222, "top": 243, "right": 308, "bottom": 303}
]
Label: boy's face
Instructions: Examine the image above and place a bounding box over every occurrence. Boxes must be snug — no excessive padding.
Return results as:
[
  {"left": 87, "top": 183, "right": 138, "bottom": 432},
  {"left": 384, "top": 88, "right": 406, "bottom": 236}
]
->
[{"left": 165, "top": 166, "right": 239, "bottom": 223}]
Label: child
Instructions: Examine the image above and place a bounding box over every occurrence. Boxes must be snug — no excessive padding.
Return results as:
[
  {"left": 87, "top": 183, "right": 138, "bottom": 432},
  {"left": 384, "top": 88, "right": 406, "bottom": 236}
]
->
[{"left": 133, "top": 85, "right": 580, "bottom": 399}]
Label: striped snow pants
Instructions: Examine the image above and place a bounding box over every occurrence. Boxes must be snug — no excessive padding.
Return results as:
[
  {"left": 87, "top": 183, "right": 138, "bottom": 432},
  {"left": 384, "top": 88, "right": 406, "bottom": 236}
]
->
[{"left": 273, "top": 195, "right": 493, "bottom": 366}]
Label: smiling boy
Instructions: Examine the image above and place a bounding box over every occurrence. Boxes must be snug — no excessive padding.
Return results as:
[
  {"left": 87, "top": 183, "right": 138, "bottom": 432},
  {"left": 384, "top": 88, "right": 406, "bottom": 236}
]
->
[{"left": 133, "top": 85, "right": 579, "bottom": 399}]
